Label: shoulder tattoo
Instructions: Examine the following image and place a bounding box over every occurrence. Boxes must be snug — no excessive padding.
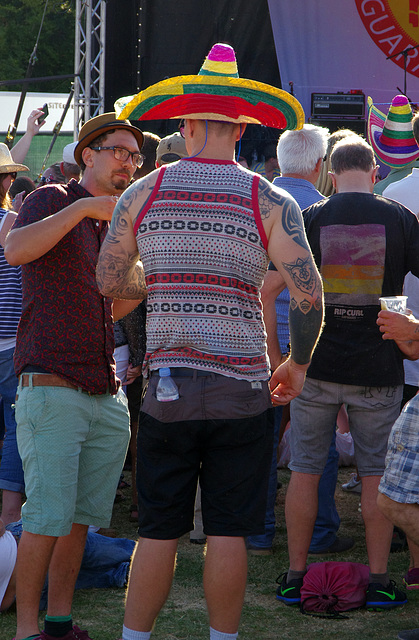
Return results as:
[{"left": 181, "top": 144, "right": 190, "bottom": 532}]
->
[
  {"left": 281, "top": 199, "right": 309, "bottom": 250},
  {"left": 258, "top": 180, "right": 309, "bottom": 250}
]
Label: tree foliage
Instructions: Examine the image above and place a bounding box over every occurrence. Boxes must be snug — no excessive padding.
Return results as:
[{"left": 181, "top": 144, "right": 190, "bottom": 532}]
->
[{"left": 0, "top": 0, "right": 75, "bottom": 93}]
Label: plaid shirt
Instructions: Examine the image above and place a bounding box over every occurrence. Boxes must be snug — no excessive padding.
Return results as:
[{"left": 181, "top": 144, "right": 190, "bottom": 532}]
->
[{"left": 13, "top": 179, "right": 118, "bottom": 394}]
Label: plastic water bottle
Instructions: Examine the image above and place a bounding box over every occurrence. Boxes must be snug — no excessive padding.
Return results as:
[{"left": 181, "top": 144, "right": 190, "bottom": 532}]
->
[{"left": 156, "top": 367, "right": 179, "bottom": 402}]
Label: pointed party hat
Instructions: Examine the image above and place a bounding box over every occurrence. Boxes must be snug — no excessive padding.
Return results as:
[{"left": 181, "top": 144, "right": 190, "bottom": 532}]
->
[{"left": 115, "top": 43, "right": 304, "bottom": 131}]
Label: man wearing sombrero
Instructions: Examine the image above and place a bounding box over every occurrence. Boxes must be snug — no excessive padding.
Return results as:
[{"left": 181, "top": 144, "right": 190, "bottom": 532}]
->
[{"left": 97, "top": 43, "right": 324, "bottom": 640}]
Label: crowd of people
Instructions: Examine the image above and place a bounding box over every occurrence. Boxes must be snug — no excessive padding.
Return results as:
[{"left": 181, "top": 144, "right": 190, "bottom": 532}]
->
[{"left": 1, "top": 42, "right": 419, "bottom": 640}]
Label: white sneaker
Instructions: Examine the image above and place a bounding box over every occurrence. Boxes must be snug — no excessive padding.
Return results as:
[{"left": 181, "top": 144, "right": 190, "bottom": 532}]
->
[{"left": 342, "top": 473, "right": 361, "bottom": 494}]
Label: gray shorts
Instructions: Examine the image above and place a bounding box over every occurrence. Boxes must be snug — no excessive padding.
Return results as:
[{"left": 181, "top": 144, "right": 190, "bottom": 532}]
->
[
  {"left": 290, "top": 377, "right": 403, "bottom": 476},
  {"left": 379, "top": 394, "right": 419, "bottom": 504}
]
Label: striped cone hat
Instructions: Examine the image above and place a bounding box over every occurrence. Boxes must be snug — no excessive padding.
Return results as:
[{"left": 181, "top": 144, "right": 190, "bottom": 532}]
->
[
  {"left": 115, "top": 43, "right": 304, "bottom": 131},
  {"left": 367, "top": 95, "right": 419, "bottom": 168}
]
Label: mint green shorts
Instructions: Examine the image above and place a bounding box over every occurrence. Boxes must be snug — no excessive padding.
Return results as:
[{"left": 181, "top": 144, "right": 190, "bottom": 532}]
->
[{"left": 16, "top": 382, "right": 130, "bottom": 536}]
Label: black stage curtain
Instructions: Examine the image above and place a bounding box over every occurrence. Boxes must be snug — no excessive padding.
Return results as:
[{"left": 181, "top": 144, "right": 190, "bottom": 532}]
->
[
  {"left": 104, "top": 0, "right": 140, "bottom": 112},
  {"left": 105, "top": 0, "right": 281, "bottom": 162},
  {"left": 105, "top": 0, "right": 282, "bottom": 149},
  {"left": 136, "top": 0, "right": 280, "bottom": 89}
]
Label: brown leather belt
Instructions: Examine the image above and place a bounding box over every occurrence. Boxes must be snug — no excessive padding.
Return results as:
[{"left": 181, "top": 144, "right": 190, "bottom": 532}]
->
[{"left": 20, "top": 373, "right": 82, "bottom": 391}]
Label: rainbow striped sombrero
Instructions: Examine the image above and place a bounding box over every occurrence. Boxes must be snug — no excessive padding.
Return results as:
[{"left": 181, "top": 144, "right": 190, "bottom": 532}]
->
[
  {"left": 115, "top": 43, "right": 304, "bottom": 131},
  {"left": 367, "top": 95, "right": 419, "bottom": 168}
]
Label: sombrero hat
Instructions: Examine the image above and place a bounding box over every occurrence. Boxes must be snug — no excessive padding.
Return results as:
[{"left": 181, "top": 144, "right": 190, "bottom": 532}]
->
[
  {"left": 115, "top": 43, "right": 304, "bottom": 131},
  {"left": 367, "top": 95, "right": 419, "bottom": 168}
]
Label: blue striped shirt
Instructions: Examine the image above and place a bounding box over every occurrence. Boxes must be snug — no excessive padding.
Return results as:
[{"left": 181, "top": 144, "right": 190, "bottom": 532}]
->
[{"left": 0, "top": 209, "right": 22, "bottom": 339}]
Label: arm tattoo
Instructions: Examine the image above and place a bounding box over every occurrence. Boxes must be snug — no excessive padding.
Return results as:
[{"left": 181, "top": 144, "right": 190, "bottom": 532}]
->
[
  {"left": 107, "top": 182, "right": 150, "bottom": 245},
  {"left": 258, "top": 180, "right": 280, "bottom": 220},
  {"left": 289, "top": 295, "right": 323, "bottom": 315},
  {"left": 104, "top": 198, "right": 130, "bottom": 246},
  {"left": 258, "top": 181, "right": 323, "bottom": 363},
  {"left": 258, "top": 179, "right": 309, "bottom": 250},
  {"left": 96, "top": 247, "right": 146, "bottom": 300},
  {"left": 288, "top": 301, "right": 324, "bottom": 365},
  {"left": 281, "top": 199, "right": 309, "bottom": 250},
  {"left": 96, "top": 188, "right": 147, "bottom": 300},
  {"left": 282, "top": 256, "right": 317, "bottom": 296},
  {"left": 287, "top": 265, "right": 324, "bottom": 365}
]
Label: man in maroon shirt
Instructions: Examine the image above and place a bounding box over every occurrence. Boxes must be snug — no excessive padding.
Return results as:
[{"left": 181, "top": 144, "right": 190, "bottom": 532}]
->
[{"left": 4, "top": 113, "right": 146, "bottom": 640}]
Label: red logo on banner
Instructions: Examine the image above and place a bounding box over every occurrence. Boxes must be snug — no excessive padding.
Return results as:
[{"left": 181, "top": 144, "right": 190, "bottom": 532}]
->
[{"left": 355, "top": 0, "right": 419, "bottom": 78}]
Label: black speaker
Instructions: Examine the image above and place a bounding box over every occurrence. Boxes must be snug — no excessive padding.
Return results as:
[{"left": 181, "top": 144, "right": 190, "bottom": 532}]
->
[
  {"left": 308, "top": 117, "right": 366, "bottom": 138},
  {"left": 311, "top": 93, "right": 365, "bottom": 118}
]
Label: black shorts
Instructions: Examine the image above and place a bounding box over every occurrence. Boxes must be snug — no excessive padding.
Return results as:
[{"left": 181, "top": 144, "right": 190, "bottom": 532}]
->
[{"left": 136, "top": 372, "right": 274, "bottom": 539}]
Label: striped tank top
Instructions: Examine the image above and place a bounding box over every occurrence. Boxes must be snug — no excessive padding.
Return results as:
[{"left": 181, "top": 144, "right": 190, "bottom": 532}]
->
[
  {"left": 134, "top": 158, "right": 270, "bottom": 381},
  {"left": 0, "top": 208, "right": 22, "bottom": 340}
]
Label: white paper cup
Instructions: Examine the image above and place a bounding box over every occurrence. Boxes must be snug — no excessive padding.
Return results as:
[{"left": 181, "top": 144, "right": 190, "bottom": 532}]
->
[{"left": 379, "top": 296, "right": 407, "bottom": 312}]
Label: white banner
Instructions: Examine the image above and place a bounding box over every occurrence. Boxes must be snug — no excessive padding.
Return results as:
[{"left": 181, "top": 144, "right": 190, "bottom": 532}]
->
[{"left": 0, "top": 91, "right": 75, "bottom": 134}]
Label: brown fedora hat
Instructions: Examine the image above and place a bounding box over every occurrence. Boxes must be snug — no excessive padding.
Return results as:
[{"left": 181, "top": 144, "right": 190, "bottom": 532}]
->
[{"left": 74, "top": 112, "right": 144, "bottom": 166}]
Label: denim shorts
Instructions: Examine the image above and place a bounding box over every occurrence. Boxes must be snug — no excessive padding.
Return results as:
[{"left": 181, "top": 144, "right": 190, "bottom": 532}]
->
[
  {"left": 290, "top": 377, "right": 403, "bottom": 476},
  {"left": 0, "top": 347, "right": 24, "bottom": 492},
  {"left": 379, "top": 394, "right": 419, "bottom": 504},
  {"left": 137, "top": 373, "right": 274, "bottom": 539},
  {"left": 15, "top": 379, "right": 130, "bottom": 536}
]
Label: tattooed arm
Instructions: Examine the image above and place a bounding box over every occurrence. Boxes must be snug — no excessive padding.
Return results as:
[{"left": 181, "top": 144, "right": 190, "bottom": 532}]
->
[
  {"left": 96, "top": 174, "right": 156, "bottom": 300},
  {"left": 259, "top": 179, "right": 324, "bottom": 404}
]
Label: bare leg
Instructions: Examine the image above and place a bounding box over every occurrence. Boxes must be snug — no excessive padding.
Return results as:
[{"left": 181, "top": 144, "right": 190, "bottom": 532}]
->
[
  {"left": 407, "top": 537, "right": 419, "bottom": 570},
  {"left": 1, "top": 564, "right": 17, "bottom": 612},
  {"left": 15, "top": 531, "right": 57, "bottom": 640},
  {"left": 285, "top": 471, "right": 320, "bottom": 570},
  {"left": 15, "top": 523, "right": 89, "bottom": 639},
  {"left": 46, "top": 523, "right": 88, "bottom": 616},
  {"left": 1, "top": 489, "right": 22, "bottom": 524},
  {"left": 336, "top": 405, "right": 349, "bottom": 433},
  {"left": 377, "top": 493, "right": 419, "bottom": 548},
  {"left": 124, "top": 538, "right": 178, "bottom": 632},
  {"left": 362, "top": 476, "right": 393, "bottom": 573},
  {"left": 203, "top": 536, "right": 247, "bottom": 633}
]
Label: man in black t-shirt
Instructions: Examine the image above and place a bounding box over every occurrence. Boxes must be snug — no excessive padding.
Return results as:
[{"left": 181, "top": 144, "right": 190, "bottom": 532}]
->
[{"left": 279, "top": 136, "right": 419, "bottom": 610}]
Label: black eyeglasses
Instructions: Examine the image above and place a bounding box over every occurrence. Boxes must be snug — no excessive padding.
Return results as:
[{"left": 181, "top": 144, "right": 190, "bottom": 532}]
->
[
  {"left": 90, "top": 146, "right": 145, "bottom": 167},
  {"left": 3, "top": 172, "right": 17, "bottom": 180},
  {"left": 178, "top": 120, "right": 185, "bottom": 139}
]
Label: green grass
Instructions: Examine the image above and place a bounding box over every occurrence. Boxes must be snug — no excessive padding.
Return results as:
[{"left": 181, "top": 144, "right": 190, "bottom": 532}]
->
[{"left": 2, "top": 467, "right": 418, "bottom": 639}]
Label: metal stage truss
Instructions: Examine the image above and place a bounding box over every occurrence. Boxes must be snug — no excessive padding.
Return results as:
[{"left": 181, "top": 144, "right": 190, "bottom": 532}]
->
[{"left": 74, "top": 0, "right": 106, "bottom": 132}]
